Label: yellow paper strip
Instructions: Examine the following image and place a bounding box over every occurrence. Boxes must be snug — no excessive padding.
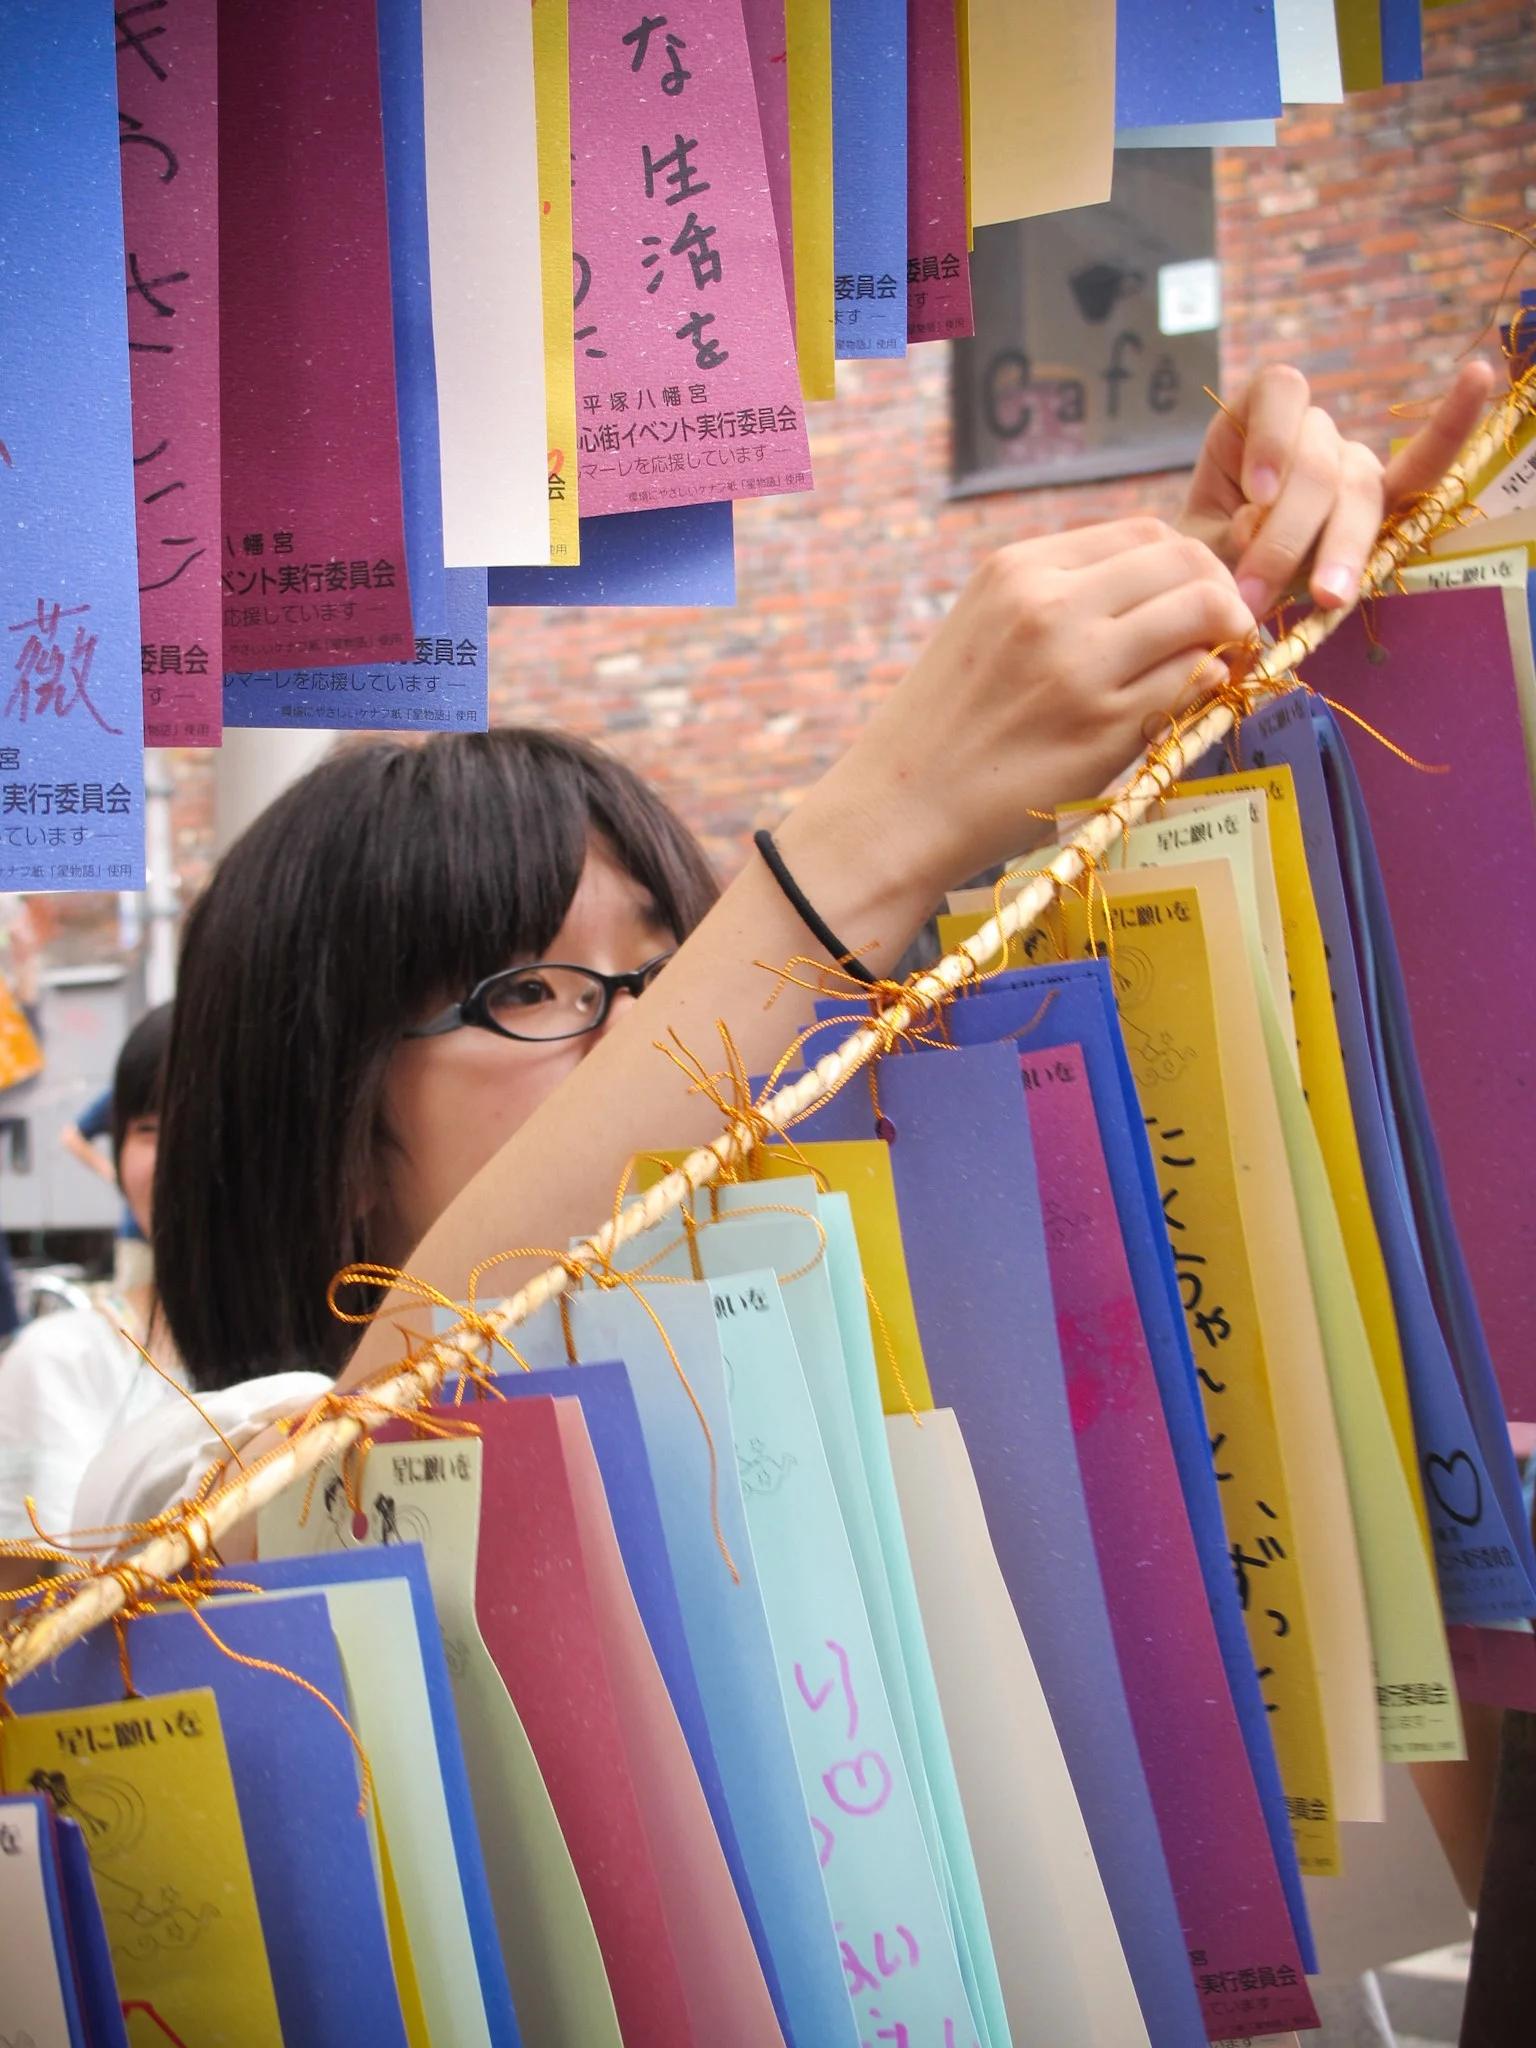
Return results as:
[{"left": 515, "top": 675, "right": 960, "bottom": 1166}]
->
[
  {"left": 1, "top": 1688, "right": 284, "bottom": 2044},
  {"left": 636, "top": 1140, "right": 933, "bottom": 1414},
  {"left": 786, "top": 0, "right": 835, "bottom": 399},
  {"left": 966, "top": 0, "right": 1115, "bottom": 227},
  {"left": 1112, "top": 797, "right": 1462, "bottom": 1766},
  {"left": 1334, "top": 0, "right": 1384, "bottom": 91},
  {"left": 533, "top": 0, "right": 580, "bottom": 559}
]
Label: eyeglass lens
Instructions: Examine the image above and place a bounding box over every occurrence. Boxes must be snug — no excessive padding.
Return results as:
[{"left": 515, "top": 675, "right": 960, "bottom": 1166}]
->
[{"left": 481, "top": 960, "right": 666, "bottom": 1040}]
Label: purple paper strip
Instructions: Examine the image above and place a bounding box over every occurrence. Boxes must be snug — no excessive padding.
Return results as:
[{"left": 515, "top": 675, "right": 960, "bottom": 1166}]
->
[
  {"left": 569, "top": 0, "right": 812, "bottom": 517},
  {"left": 906, "top": 0, "right": 972, "bottom": 344},
  {"left": 1024, "top": 1042, "right": 1316, "bottom": 2041},
  {"left": 218, "top": 0, "right": 415, "bottom": 672},
  {"left": 1301, "top": 590, "right": 1536, "bottom": 1422},
  {"left": 117, "top": 0, "right": 222, "bottom": 746}
]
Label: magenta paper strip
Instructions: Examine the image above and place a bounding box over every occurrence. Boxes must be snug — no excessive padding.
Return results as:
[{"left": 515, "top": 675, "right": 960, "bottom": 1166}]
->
[
  {"left": 218, "top": 0, "right": 414, "bottom": 671},
  {"left": 741, "top": 0, "right": 796, "bottom": 323},
  {"left": 569, "top": 0, "right": 812, "bottom": 517},
  {"left": 1023, "top": 1044, "right": 1315, "bottom": 2042},
  {"left": 906, "top": 0, "right": 972, "bottom": 344},
  {"left": 1303, "top": 589, "right": 1536, "bottom": 1422},
  {"left": 118, "top": 0, "right": 222, "bottom": 746}
]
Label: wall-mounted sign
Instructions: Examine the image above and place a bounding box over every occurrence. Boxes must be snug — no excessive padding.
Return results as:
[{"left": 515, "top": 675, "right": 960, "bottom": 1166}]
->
[{"left": 951, "top": 150, "right": 1219, "bottom": 497}]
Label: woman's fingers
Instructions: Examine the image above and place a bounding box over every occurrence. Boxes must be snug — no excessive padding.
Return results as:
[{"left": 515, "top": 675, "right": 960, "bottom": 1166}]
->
[
  {"left": 1232, "top": 404, "right": 1344, "bottom": 610},
  {"left": 1382, "top": 358, "right": 1499, "bottom": 510},
  {"left": 1308, "top": 438, "right": 1387, "bottom": 606},
  {"left": 1099, "top": 570, "right": 1256, "bottom": 694},
  {"left": 1073, "top": 530, "right": 1246, "bottom": 621},
  {"left": 1237, "top": 364, "right": 1313, "bottom": 508}
]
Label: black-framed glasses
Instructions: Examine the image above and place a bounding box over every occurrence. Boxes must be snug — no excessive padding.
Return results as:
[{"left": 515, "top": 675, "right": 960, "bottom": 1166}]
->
[{"left": 403, "top": 954, "right": 675, "bottom": 1044}]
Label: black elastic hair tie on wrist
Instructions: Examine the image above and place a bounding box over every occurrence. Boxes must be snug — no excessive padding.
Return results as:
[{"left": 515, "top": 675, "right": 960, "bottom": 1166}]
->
[{"left": 753, "top": 828, "right": 879, "bottom": 987}]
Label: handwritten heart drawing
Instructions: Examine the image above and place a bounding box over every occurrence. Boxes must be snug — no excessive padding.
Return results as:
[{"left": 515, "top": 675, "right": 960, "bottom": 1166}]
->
[
  {"left": 823, "top": 1749, "right": 893, "bottom": 1818},
  {"left": 1425, "top": 1448, "right": 1484, "bottom": 1529}
]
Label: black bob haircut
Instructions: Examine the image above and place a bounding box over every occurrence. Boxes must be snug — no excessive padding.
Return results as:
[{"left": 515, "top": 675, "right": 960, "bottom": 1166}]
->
[
  {"left": 154, "top": 728, "right": 719, "bottom": 1391},
  {"left": 109, "top": 1001, "right": 173, "bottom": 1172}
]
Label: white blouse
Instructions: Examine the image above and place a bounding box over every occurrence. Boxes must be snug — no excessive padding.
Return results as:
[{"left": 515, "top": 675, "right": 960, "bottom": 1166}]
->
[{"left": 0, "top": 1301, "right": 328, "bottom": 1545}]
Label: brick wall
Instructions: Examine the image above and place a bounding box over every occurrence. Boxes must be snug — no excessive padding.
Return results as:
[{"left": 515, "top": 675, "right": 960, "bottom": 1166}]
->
[{"left": 485, "top": 0, "right": 1536, "bottom": 879}]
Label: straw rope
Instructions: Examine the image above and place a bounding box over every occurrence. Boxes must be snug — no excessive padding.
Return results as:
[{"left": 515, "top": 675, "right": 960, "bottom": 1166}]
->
[{"left": 3, "top": 372, "right": 1533, "bottom": 1690}]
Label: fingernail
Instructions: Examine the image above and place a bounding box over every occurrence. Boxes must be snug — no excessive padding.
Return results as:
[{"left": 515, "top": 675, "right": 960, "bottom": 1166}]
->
[
  {"left": 1249, "top": 464, "right": 1281, "bottom": 506},
  {"left": 1313, "top": 562, "right": 1356, "bottom": 606},
  {"left": 1236, "top": 575, "right": 1266, "bottom": 616}
]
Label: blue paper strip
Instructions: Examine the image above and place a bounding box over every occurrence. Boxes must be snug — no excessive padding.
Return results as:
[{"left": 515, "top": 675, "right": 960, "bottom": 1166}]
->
[
  {"left": 795, "top": 1040, "right": 1207, "bottom": 2048},
  {"left": 377, "top": 0, "right": 449, "bottom": 636},
  {"left": 486, "top": 1362, "right": 788, "bottom": 2040},
  {"left": 12, "top": 1597, "right": 409, "bottom": 2048},
  {"left": 1115, "top": 119, "right": 1277, "bottom": 146},
  {"left": 1379, "top": 0, "right": 1424, "bottom": 83},
  {"left": 1240, "top": 696, "right": 1536, "bottom": 1624},
  {"left": 832, "top": 0, "right": 908, "bottom": 359},
  {"left": 0, "top": 0, "right": 144, "bottom": 892},
  {"left": 224, "top": 566, "right": 488, "bottom": 730},
  {"left": 223, "top": 1548, "right": 521, "bottom": 2048},
  {"left": 1115, "top": 0, "right": 1283, "bottom": 129},
  {"left": 53, "top": 1814, "right": 130, "bottom": 2048},
  {"left": 488, "top": 503, "right": 736, "bottom": 607}
]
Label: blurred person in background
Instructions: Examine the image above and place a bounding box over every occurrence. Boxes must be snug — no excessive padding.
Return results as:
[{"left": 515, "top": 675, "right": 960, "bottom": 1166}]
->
[{"left": 0, "top": 1002, "right": 175, "bottom": 1588}]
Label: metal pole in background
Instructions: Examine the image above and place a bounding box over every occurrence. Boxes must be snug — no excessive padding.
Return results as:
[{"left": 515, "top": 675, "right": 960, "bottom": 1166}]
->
[{"left": 142, "top": 747, "right": 178, "bottom": 1006}]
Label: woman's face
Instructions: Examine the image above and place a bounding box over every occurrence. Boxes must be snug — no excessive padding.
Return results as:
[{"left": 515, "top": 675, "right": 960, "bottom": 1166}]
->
[
  {"left": 116, "top": 1116, "right": 158, "bottom": 1238},
  {"left": 370, "top": 840, "right": 675, "bottom": 1261}
]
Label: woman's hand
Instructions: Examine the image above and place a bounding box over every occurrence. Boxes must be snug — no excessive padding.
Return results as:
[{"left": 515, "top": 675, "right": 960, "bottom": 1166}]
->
[
  {"left": 1178, "top": 359, "right": 1496, "bottom": 616},
  {"left": 784, "top": 516, "right": 1256, "bottom": 915}
]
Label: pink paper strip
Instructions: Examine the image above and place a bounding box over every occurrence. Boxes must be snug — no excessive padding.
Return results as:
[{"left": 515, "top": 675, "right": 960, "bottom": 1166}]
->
[
  {"left": 551, "top": 1401, "right": 786, "bottom": 2048},
  {"left": 906, "top": 0, "right": 972, "bottom": 344},
  {"left": 218, "top": 0, "right": 414, "bottom": 672},
  {"left": 117, "top": 0, "right": 222, "bottom": 745},
  {"left": 570, "top": 0, "right": 812, "bottom": 517},
  {"left": 1023, "top": 1044, "right": 1316, "bottom": 2042},
  {"left": 742, "top": 0, "right": 796, "bottom": 323},
  {"left": 460, "top": 1397, "right": 699, "bottom": 2046}
]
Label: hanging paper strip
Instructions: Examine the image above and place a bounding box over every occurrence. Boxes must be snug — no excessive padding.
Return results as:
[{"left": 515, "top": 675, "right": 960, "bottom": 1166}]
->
[
  {"left": 1378, "top": 0, "right": 1424, "bottom": 82},
  {"left": 1302, "top": 592, "right": 1536, "bottom": 1422},
  {"left": 786, "top": 0, "right": 836, "bottom": 397},
  {"left": 0, "top": 0, "right": 145, "bottom": 894},
  {"left": 1024, "top": 1042, "right": 1317, "bottom": 2039},
  {"left": 420, "top": 0, "right": 549, "bottom": 568},
  {"left": 224, "top": 568, "right": 487, "bottom": 731},
  {"left": 743, "top": 0, "right": 797, "bottom": 322},
  {"left": 966, "top": 0, "right": 1116, "bottom": 227},
  {"left": 1273, "top": 0, "right": 1344, "bottom": 101},
  {"left": 569, "top": 0, "right": 812, "bottom": 517},
  {"left": 117, "top": 0, "right": 222, "bottom": 746},
  {"left": 218, "top": 0, "right": 415, "bottom": 673},
  {"left": 1335, "top": 0, "right": 1383, "bottom": 91},
  {"left": 534, "top": 0, "right": 582, "bottom": 564},
  {"left": 378, "top": 0, "right": 449, "bottom": 638},
  {"left": 1114, "top": 0, "right": 1283, "bottom": 129},
  {"left": 797, "top": 1044, "right": 1211, "bottom": 2046},
  {"left": 907, "top": 0, "right": 973, "bottom": 344},
  {"left": 832, "top": 0, "right": 909, "bottom": 359},
  {"left": 488, "top": 504, "right": 736, "bottom": 607},
  {"left": 1242, "top": 692, "right": 1536, "bottom": 1627}
]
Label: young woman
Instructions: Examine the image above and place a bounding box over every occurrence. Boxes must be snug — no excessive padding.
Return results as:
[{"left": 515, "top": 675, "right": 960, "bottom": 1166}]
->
[
  {"left": 0, "top": 1002, "right": 175, "bottom": 1580},
  {"left": 68, "top": 361, "right": 1494, "bottom": 1537}
]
